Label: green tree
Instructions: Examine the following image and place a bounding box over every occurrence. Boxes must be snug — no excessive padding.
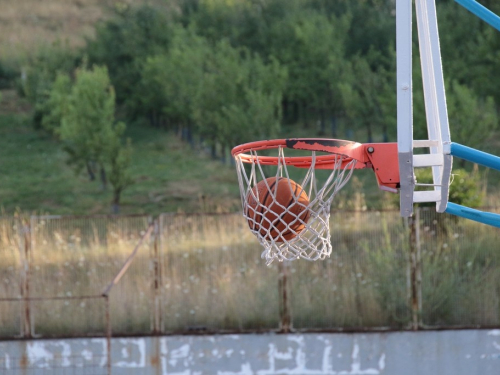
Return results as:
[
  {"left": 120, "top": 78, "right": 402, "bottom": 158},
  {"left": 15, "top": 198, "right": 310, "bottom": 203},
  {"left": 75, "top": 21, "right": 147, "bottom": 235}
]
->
[
  {"left": 41, "top": 73, "right": 72, "bottom": 136},
  {"left": 108, "top": 133, "right": 134, "bottom": 213},
  {"left": 86, "top": 5, "right": 172, "bottom": 115},
  {"left": 58, "top": 65, "right": 133, "bottom": 208},
  {"left": 446, "top": 80, "right": 498, "bottom": 153},
  {"left": 194, "top": 40, "right": 287, "bottom": 157},
  {"left": 415, "top": 168, "right": 483, "bottom": 208},
  {"left": 141, "top": 26, "right": 209, "bottom": 134},
  {"left": 437, "top": 0, "right": 500, "bottom": 106},
  {"left": 21, "top": 41, "right": 79, "bottom": 129},
  {"left": 340, "top": 48, "right": 396, "bottom": 142},
  {"left": 266, "top": 9, "right": 350, "bottom": 128}
]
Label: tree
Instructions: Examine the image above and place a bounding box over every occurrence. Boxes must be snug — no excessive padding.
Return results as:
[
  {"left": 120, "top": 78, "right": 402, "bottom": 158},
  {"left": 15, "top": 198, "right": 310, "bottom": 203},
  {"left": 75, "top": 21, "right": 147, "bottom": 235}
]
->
[
  {"left": 141, "top": 25, "right": 209, "bottom": 134},
  {"left": 108, "top": 133, "right": 134, "bottom": 213},
  {"left": 436, "top": 0, "right": 500, "bottom": 105},
  {"left": 58, "top": 65, "right": 134, "bottom": 209},
  {"left": 265, "top": 9, "right": 350, "bottom": 127},
  {"left": 339, "top": 48, "right": 396, "bottom": 142},
  {"left": 86, "top": 4, "right": 172, "bottom": 116},
  {"left": 446, "top": 80, "right": 498, "bottom": 154},
  {"left": 193, "top": 40, "right": 287, "bottom": 157},
  {"left": 41, "top": 73, "right": 72, "bottom": 136},
  {"left": 21, "top": 41, "right": 79, "bottom": 129},
  {"left": 415, "top": 167, "right": 483, "bottom": 209},
  {"left": 59, "top": 65, "right": 115, "bottom": 186}
]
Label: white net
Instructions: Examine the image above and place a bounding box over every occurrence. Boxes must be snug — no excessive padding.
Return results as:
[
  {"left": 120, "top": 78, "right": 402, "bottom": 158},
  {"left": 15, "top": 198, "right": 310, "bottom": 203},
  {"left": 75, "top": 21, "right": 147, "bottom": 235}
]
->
[{"left": 234, "top": 147, "right": 356, "bottom": 265}]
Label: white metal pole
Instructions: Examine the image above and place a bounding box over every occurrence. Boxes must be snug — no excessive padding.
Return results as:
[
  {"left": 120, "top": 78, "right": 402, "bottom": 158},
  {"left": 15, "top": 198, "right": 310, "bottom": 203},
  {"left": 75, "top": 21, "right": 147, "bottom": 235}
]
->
[
  {"left": 397, "top": 0, "right": 414, "bottom": 217},
  {"left": 415, "top": 0, "right": 452, "bottom": 212}
]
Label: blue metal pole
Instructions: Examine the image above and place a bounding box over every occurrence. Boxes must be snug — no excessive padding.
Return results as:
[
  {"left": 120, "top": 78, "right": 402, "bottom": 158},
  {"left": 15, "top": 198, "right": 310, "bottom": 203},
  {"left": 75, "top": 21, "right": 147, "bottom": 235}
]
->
[
  {"left": 445, "top": 202, "right": 500, "bottom": 228},
  {"left": 445, "top": 143, "right": 500, "bottom": 227},
  {"left": 455, "top": 0, "right": 500, "bottom": 32},
  {"left": 450, "top": 142, "right": 500, "bottom": 172}
]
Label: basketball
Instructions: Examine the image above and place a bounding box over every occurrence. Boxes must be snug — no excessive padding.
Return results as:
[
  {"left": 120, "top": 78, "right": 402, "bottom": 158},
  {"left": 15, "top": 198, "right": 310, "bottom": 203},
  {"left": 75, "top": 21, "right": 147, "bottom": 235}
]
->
[{"left": 245, "top": 177, "right": 310, "bottom": 242}]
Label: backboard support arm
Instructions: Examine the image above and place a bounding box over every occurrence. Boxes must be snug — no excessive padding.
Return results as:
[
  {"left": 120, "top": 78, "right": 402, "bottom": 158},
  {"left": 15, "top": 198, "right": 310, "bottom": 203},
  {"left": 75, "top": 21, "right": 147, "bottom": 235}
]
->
[{"left": 455, "top": 0, "right": 500, "bottom": 32}]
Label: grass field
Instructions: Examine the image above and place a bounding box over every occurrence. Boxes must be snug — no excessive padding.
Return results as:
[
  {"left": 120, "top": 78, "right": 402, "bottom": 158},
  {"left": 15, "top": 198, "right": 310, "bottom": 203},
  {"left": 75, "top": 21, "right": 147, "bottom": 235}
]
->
[
  {"left": 2, "top": 209, "right": 499, "bottom": 336},
  {"left": 0, "top": 89, "right": 241, "bottom": 215}
]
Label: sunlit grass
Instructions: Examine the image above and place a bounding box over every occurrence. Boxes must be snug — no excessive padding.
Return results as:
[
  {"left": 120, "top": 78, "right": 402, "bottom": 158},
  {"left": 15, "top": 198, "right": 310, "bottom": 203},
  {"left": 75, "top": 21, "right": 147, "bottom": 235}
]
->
[
  {"left": 0, "top": 0, "right": 175, "bottom": 66},
  {"left": 1, "top": 210, "right": 500, "bottom": 338},
  {"left": 0, "top": 110, "right": 241, "bottom": 216}
]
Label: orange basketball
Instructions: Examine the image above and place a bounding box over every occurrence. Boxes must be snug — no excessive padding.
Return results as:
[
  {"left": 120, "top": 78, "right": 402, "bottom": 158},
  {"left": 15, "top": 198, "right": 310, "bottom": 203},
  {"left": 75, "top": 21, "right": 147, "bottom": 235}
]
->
[{"left": 245, "top": 177, "right": 310, "bottom": 242}]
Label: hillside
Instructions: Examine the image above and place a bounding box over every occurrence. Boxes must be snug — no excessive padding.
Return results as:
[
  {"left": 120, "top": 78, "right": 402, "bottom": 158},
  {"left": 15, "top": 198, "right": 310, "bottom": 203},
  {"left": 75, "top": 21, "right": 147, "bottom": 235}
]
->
[
  {"left": 1, "top": 0, "right": 498, "bottom": 216},
  {"left": 0, "top": 89, "right": 241, "bottom": 215},
  {"left": 0, "top": 0, "right": 172, "bottom": 65}
]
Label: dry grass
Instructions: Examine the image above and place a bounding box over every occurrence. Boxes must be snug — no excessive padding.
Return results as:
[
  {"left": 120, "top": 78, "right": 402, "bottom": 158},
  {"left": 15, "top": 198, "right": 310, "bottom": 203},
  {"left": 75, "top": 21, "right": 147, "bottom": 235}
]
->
[
  {"left": 0, "top": 0, "right": 172, "bottom": 64},
  {"left": 0, "top": 0, "right": 108, "bottom": 63},
  {"left": 1, "top": 210, "right": 500, "bottom": 337}
]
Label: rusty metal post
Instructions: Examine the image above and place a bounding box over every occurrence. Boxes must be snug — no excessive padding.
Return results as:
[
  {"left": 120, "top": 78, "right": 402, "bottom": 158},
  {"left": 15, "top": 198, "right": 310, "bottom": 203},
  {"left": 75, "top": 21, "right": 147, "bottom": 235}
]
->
[
  {"left": 19, "top": 217, "right": 33, "bottom": 338},
  {"left": 104, "top": 295, "right": 112, "bottom": 375},
  {"left": 409, "top": 208, "right": 422, "bottom": 330},
  {"left": 278, "top": 261, "right": 292, "bottom": 333},
  {"left": 151, "top": 218, "right": 162, "bottom": 335}
]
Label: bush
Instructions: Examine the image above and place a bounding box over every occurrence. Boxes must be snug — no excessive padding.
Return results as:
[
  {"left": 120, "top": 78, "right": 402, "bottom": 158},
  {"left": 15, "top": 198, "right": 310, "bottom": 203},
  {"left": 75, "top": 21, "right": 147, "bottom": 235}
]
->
[
  {"left": 0, "top": 62, "right": 18, "bottom": 89},
  {"left": 20, "top": 41, "right": 79, "bottom": 129},
  {"left": 415, "top": 167, "right": 483, "bottom": 208},
  {"left": 85, "top": 4, "right": 172, "bottom": 113}
]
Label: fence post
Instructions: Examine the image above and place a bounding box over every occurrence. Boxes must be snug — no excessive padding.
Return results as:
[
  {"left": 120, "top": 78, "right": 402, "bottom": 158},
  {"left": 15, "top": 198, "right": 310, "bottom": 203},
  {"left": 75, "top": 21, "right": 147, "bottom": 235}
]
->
[
  {"left": 409, "top": 208, "right": 423, "bottom": 330},
  {"left": 19, "top": 217, "right": 33, "bottom": 338},
  {"left": 104, "top": 295, "right": 112, "bottom": 375},
  {"left": 151, "top": 218, "right": 162, "bottom": 335},
  {"left": 278, "top": 261, "right": 292, "bottom": 333}
]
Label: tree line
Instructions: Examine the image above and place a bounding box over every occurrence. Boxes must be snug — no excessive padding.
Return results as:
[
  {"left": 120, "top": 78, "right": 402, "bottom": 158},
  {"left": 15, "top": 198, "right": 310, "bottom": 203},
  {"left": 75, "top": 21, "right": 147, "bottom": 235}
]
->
[{"left": 13, "top": 0, "right": 500, "bottom": 208}]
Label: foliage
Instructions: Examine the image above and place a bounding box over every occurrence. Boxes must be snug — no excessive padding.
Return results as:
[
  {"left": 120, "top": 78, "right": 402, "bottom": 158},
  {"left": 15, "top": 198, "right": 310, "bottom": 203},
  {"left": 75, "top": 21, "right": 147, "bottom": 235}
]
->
[
  {"left": 437, "top": 0, "right": 500, "bottom": 106},
  {"left": 340, "top": 48, "right": 396, "bottom": 142},
  {"left": 0, "top": 61, "right": 18, "bottom": 89},
  {"left": 447, "top": 169, "right": 484, "bottom": 208},
  {"left": 415, "top": 168, "right": 484, "bottom": 208},
  {"left": 86, "top": 4, "right": 173, "bottom": 111},
  {"left": 0, "top": 110, "right": 240, "bottom": 215},
  {"left": 193, "top": 40, "right": 287, "bottom": 149},
  {"left": 142, "top": 27, "right": 287, "bottom": 152},
  {"left": 108, "top": 137, "right": 134, "bottom": 212},
  {"left": 3, "top": 0, "right": 500, "bottom": 214},
  {"left": 140, "top": 25, "right": 209, "bottom": 129},
  {"left": 81, "top": 0, "right": 500, "bottom": 148},
  {"left": 20, "top": 41, "right": 79, "bottom": 129},
  {"left": 446, "top": 80, "right": 498, "bottom": 152},
  {"left": 58, "top": 66, "right": 116, "bottom": 176},
  {"left": 41, "top": 73, "right": 72, "bottom": 136},
  {"left": 56, "top": 65, "right": 134, "bottom": 209},
  {"left": 265, "top": 9, "right": 350, "bottom": 128}
]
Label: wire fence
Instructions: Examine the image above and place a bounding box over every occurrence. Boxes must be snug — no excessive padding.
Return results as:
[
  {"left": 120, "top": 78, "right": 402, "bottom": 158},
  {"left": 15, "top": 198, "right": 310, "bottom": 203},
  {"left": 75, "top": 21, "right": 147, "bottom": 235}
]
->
[{"left": 1, "top": 208, "right": 500, "bottom": 341}]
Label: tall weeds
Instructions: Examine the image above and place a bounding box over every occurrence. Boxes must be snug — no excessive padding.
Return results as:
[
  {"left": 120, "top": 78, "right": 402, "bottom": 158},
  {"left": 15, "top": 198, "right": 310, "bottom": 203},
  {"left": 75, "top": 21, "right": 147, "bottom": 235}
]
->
[{"left": 1, "top": 209, "right": 499, "bottom": 337}]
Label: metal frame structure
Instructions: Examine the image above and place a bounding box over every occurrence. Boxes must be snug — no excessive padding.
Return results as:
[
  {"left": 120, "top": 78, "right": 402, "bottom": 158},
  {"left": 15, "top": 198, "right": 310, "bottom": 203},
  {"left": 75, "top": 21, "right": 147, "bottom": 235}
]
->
[
  {"left": 397, "top": 0, "right": 500, "bottom": 227},
  {"left": 397, "top": 0, "right": 452, "bottom": 217}
]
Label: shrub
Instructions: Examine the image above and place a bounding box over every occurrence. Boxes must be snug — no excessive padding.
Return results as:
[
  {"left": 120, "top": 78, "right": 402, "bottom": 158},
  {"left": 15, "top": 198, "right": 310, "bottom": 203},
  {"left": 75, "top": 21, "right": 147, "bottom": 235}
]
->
[{"left": 415, "top": 167, "right": 483, "bottom": 208}]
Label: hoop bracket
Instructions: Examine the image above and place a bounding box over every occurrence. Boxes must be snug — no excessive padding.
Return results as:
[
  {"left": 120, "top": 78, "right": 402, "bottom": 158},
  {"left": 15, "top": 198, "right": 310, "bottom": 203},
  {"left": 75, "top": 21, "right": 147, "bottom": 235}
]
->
[
  {"left": 365, "top": 143, "right": 400, "bottom": 192},
  {"left": 232, "top": 138, "right": 400, "bottom": 193}
]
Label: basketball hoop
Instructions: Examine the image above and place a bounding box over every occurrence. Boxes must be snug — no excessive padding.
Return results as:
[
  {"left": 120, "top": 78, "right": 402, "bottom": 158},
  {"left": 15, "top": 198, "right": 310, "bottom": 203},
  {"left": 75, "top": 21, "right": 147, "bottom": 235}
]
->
[{"left": 232, "top": 139, "right": 400, "bottom": 265}]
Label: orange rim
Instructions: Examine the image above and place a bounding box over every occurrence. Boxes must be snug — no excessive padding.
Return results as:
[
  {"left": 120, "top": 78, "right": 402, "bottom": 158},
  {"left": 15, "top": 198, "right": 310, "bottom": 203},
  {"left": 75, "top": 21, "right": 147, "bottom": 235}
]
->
[
  {"left": 232, "top": 138, "right": 401, "bottom": 194},
  {"left": 231, "top": 138, "right": 370, "bottom": 169}
]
